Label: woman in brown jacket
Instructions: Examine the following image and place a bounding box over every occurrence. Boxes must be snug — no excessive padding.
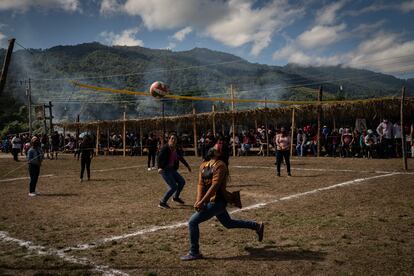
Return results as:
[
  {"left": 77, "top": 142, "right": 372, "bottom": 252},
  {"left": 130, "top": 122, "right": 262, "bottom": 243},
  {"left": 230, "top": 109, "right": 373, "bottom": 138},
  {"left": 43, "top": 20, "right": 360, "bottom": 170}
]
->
[{"left": 180, "top": 146, "right": 264, "bottom": 261}]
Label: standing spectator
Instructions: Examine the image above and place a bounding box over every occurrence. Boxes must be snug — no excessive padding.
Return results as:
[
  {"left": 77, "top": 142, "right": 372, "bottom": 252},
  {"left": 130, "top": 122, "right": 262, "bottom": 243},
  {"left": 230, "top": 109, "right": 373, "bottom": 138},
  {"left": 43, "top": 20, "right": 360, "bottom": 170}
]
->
[
  {"left": 76, "top": 135, "right": 94, "bottom": 182},
  {"left": 50, "top": 131, "right": 60, "bottom": 160},
  {"left": 296, "top": 128, "right": 306, "bottom": 157},
  {"left": 11, "top": 134, "right": 22, "bottom": 161},
  {"left": 359, "top": 130, "right": 367, "bottom": 158},
  {"left": 330, "top": 129, "right": 340, "bottom": 157},
  {"left": 41, "top": 134, "right": 51, "bottom": 159},
  {"left": 147, "top": 133, "right": 158, "bottom": 170},
  {"left": 27, "top": 136, "right": 43, "bottom": 196},
  {"left": 230, "top": 133, "right": 240, "bottom": 156},
  {"left": 275, "top": 127, "right": 291, "bottom": 177},
  {"left": 393, "top": 122, "right": 402, "bottom": 157},
  {"left": 376, "top": 119, "right": 393, "bottom": 158},
  {"left": 157, "top": 133, "right": 191, "bottom": 209}
]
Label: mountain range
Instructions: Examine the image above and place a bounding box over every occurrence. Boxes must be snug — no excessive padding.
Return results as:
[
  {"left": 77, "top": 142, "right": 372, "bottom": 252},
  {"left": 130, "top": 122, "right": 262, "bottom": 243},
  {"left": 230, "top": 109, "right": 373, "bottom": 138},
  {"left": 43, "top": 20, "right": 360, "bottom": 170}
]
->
[{"left": 1, "top": 42, "right": 413, "bottom": 126}]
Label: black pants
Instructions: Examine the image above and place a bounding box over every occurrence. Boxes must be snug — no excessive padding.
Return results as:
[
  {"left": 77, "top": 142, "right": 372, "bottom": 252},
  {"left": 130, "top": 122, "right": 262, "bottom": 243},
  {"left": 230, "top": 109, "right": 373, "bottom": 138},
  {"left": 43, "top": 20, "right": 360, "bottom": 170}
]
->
[
  {"left": 147, "top": 150, "right": 156, "bottom": 168},
  {"left": 80, "top": 157, "right": 91, "bottom": 179},
  {"left": 276, "top": 150, "right": 291, "bottom": 174},
  {"left": 29, "top": 164, "right": 40, "bottom": 193},
  {"left": 12, "top": 148, "right": 19, "bottom": 161}
]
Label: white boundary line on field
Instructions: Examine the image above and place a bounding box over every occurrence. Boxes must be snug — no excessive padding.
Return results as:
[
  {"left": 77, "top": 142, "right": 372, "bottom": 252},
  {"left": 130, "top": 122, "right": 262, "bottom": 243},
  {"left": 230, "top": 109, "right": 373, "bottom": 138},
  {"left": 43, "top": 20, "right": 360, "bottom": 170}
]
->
[
  {"left": 0, "top": 231, "right": 128, "bottom": 276},
  {"left": 63, "top": 172, "right": 400, "bottom": 252},
  {"left": 0, "top": 165, "right": 146, "bottom": 183},
  {"left": 0, "top": 174, "right": 55, "bottom": 183},
  {"left": 231, "top": 165, "right": 414, "bottom": 174}
]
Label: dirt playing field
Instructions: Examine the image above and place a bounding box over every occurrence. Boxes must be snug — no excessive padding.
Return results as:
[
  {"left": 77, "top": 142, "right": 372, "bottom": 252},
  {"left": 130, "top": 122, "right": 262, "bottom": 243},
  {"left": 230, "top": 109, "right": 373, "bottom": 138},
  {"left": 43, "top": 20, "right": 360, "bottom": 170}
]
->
[{"left": 0, "top": 153, "right": 413, "bottom": 275}]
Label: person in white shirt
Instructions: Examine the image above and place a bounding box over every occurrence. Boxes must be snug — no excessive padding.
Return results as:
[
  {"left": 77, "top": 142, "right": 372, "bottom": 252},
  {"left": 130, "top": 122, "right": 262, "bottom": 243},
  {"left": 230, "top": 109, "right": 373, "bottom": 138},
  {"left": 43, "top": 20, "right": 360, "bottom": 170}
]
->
[
  {"left": 11, "top": 135, "right": 22, "bottom": 161},
  {"left": 393, "top": 122, "right": 402, "bottom": 157},
  {"left": 376, "top": 119, "right": 393, "bottom": 158}
]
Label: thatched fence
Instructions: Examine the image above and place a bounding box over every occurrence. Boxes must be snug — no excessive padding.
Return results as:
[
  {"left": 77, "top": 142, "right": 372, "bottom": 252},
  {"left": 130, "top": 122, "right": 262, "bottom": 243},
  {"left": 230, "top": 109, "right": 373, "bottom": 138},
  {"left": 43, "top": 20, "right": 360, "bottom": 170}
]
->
[{"left": 56, "top": 97, "right": 414, "bottom": 157}]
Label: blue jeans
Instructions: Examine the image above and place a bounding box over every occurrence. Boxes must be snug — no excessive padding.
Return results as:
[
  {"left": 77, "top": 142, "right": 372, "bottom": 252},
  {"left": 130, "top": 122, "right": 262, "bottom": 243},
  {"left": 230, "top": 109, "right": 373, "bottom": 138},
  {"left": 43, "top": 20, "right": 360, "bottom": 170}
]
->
[
  {"left": 160, "top": 169, "right": 185, "bottom": 203},
  {"left": 296, "top": 144, "right": 304, "bottom": 156},
  {"left": 188, "top": 200, "right": 257, "bottom": 254},
  {"left": 29, "top": 164, "right": 40, "bottom": 193}
]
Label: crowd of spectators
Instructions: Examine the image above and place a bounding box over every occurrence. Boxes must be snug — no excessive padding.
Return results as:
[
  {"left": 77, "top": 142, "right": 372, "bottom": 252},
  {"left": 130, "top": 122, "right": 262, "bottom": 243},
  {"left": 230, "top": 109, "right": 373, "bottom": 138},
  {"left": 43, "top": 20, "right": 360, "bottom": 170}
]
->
[{"left": 2, "top": 119, "right": 413, "bottom": 160}]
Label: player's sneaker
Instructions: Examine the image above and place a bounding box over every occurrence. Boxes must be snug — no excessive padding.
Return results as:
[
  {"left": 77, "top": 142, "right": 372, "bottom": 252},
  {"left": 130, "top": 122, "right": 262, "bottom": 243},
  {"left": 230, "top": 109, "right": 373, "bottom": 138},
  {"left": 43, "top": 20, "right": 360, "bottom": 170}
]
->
[
  {"left": 158, "top": 202, "right": 171, "bottom": 209},
  {"left": 256, "top": 222, "right": 264, "bottom": 242},
  {"left": 180, "top": 252, "right": 203, "bottom": 261},
  {"left": 172, "top": 197, "right": 185, "bottom": 204}
]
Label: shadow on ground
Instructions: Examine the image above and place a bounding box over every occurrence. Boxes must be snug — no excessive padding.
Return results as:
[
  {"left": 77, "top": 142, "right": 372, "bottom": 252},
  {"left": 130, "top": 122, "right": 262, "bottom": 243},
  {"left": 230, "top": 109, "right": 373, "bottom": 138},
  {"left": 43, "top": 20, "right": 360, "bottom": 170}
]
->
[{"left": 208, "top": 245, "right": 327, "bottom": 262}]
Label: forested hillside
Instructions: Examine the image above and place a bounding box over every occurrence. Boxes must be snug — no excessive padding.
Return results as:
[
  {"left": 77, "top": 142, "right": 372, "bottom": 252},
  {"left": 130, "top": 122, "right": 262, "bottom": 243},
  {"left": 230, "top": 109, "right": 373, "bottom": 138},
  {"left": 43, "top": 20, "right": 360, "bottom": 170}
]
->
[{"left": 1, "top": 43, "right": 412, "bottom": 126}]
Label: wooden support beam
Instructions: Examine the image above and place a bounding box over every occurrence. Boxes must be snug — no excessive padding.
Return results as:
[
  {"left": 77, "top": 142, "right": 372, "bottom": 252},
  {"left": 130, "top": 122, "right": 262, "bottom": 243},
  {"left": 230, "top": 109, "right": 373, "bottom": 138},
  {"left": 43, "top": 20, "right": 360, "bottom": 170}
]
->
[
  {"left": 401, "top": 86, "right": 408, "bottom": 170},
  {"left": 193, "top": 108, "right": 198, "bottom": 157}
]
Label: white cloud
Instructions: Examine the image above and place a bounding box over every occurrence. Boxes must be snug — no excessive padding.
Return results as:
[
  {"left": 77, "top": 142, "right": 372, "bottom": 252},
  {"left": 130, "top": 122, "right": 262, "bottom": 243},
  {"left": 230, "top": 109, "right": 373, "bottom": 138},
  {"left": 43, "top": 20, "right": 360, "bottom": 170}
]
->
[
  {"left": 316, "top": 0, "right": 347, "bottom": 25},
  {"left": 347, "top": 33, "right": 414, "bottom": 74},
  {"left": 0, "top": 0, "right": 80, "bottom": 12},
  {"left": 100, "top": 0, "right": 122, "bottom": 15},
  {"left": 100, "top": 28, "right": 144, "bottom": 47},
  {"left": 346, "top": 1, "right": 414, "bottom": 17},
  {"left": 297, "top": 24, "right": 347, "bottom": 49},
  {"left": 400, "top": 0, "right": 414, "bottom": 12},
  {"left": 352, "top": 20, "right": 387, "bottom": 35},
  {"left": 172, "top": 26, "right": 192, "bottom": 42},
  {"left": 117, "top": 0, "right": 303, "bottom": 56},
  {"left": 274, "top": 31, "right": 414, "bottom": 75}
]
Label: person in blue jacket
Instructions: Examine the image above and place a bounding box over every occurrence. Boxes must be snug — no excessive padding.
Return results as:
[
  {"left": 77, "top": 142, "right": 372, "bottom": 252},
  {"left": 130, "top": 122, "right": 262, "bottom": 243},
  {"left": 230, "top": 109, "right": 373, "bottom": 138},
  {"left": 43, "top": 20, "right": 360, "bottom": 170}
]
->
[{"left": 27, "top": 136, "right": 43, "bottom": 196}]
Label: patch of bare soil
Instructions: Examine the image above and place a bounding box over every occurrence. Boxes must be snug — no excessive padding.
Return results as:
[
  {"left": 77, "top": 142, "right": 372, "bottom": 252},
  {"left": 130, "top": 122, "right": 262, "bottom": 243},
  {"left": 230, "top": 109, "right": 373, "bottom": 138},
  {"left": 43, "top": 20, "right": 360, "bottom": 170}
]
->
[{"left": 0, "top": 154, "right": 413, "bottom": 275}]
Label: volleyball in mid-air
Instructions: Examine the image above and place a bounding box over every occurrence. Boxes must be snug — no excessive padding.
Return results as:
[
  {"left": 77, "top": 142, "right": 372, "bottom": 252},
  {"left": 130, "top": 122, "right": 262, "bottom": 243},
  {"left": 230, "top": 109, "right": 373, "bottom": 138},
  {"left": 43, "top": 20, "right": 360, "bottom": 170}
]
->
[{"left": 150, "top": 81, "right": 169, "bottom": 98}]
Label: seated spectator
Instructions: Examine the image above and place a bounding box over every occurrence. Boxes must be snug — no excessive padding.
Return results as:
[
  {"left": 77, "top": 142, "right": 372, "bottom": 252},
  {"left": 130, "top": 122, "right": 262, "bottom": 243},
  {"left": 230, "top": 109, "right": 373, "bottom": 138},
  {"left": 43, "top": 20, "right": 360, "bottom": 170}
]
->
[{"left": 364, "top": 129, "right": 378, "bottom": 158}]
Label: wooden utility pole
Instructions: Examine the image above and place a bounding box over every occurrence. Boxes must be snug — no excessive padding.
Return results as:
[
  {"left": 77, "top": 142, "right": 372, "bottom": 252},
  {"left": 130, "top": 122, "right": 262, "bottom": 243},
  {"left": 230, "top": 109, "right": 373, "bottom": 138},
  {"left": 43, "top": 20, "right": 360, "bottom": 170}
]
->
[
  {"left": 106, "top": 128, "right": 110, "bottom": 155},
  {"left": 26, "top": 79, "right": 32, "bottom": 136},
  {"left": 317, "top": 85, "right": 323, "bottom": 157},
  {"left": 231, "top": 85, "right": 236, "bottom": 157},
  {"left": 96, "top": 124, "right": 100, "bottom": 155},
  {"left": 212, "top": 104, "right": 216, "bottom": 136},
  {"left": 0, "top": 38, "right": 15, "bottom": 96},
  {"left": 290, "top": 108, "right": 295, "bottom": 156},
  {"left": 192, "top": 107, "right": 198, "bottom": 157},
  {"left": 264, "top": 97, "right": 269, "bottom": 156},
  {"left": 401, "top": 86, "right": 408, "bottom": 170},
  {"left": 139, "top": 123, "right": 143, "bottom": 156},
  {"left": 48, "top": 101, "right": 53, "bottom": 135},
  {"left": 43, "top": 104, "right": 48, "bottom": 134},
  {"left": 162, "top": 101, "right": 166, "bottom": 137},
  {"left": 123, "top": 111, "right": 126, "bottom": 157},
  {"left": 76, "top": 115, "right": 80, "bottom": 149}
]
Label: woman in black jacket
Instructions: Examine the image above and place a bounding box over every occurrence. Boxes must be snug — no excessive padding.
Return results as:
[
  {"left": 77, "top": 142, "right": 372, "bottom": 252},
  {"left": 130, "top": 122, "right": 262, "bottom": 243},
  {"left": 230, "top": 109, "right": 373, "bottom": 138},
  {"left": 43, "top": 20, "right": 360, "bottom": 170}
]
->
[
  {"left": 76, "top": 135, "right": 94, "bottom": 182},
  {"left": 157, "top": 133, "right": 191, "bottom": 209}
]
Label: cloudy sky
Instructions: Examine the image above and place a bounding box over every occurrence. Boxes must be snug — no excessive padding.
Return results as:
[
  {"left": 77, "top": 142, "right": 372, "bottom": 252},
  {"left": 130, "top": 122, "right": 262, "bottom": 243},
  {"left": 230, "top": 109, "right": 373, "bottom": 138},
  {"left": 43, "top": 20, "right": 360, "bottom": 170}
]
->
[{"left": 1, "top": 0, "right": 414, "bottom": 78}]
